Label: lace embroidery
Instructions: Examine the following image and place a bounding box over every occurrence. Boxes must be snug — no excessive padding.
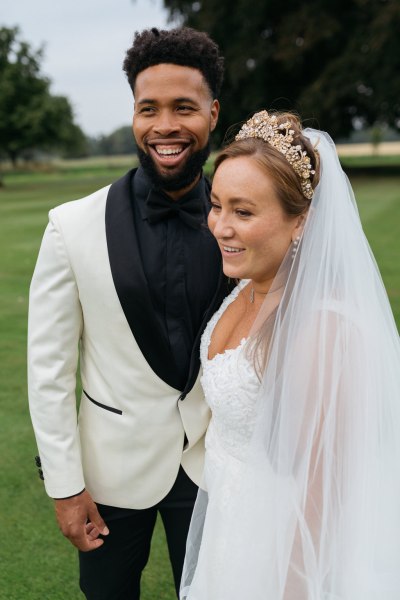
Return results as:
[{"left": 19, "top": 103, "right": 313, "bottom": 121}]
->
[{"left": 200, "top": 280, "right": 260, "bottom": 460}]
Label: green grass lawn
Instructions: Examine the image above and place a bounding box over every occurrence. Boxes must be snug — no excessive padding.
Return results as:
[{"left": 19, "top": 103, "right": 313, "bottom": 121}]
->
[{"left": 0, "top": 159, "right": 399, "bottom": 599}]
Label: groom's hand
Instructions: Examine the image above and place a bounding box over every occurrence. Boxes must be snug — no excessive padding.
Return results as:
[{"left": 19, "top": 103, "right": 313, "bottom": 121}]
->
[{"left": 54, "top": 489, "right": 109, "bottom": 552}]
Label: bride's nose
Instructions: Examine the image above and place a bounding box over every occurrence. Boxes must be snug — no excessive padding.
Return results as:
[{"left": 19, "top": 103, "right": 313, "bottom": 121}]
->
[{"left": 211, "top": 213, "right": 235, "bottom": 240}]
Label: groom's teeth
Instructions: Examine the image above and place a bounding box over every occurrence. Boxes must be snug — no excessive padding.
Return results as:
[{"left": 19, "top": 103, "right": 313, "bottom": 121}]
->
[
  {"left": 155, "top": 145, "right": 183, "bottom": 155},
  {"left": 223, "top": 246, "right": 243, "bottom": 253}
]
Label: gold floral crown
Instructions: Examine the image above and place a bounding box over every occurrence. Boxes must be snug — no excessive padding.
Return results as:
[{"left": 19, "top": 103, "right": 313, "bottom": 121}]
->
[{"left": 235, "top": 111, "right": 316, "bottom": 200}]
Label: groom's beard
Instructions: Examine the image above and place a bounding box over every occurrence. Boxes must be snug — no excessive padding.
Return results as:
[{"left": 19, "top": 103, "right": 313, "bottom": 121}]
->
[{"left": 137, "top": 141, "right": 211, "bottom": 192}]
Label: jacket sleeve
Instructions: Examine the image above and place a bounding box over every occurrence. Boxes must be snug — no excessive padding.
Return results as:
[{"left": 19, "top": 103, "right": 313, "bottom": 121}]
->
[{"left": 28, "top": 208, "right": 85, "bottom": 498}]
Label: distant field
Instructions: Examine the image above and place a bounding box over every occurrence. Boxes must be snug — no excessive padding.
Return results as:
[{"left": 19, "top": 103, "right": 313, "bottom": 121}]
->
[
  {"left": 336, "top": 140, "right": 400, "bottom": 157},
  {"left": 0, "top": 158, "right": 399, "bottom": 599}
]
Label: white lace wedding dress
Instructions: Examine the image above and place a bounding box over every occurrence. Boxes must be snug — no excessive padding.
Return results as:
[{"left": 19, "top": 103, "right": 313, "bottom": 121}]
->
[
  {"left": 182, "top": 280, "right": 270, "bottom": 599},
  {"left": 201, "top": 280, "right": 260, "bottom": 466},
  {"left": 182, "top": 278, "right": 400, "bottom": 599}
]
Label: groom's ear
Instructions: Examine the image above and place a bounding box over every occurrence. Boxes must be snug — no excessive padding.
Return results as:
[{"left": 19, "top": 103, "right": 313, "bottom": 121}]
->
[{"left": 210, "top": 99, "right": 220, "bottom": 132}]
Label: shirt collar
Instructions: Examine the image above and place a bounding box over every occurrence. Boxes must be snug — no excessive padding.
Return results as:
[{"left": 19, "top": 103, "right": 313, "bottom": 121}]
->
[{"left": 133, "top": 166, "right": 208, "bottom": 221}]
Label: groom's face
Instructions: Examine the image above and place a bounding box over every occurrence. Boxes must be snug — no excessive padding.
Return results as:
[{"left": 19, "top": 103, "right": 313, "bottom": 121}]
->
[{"left": 133, "top": 63, "right": 219, "bottom": 192}]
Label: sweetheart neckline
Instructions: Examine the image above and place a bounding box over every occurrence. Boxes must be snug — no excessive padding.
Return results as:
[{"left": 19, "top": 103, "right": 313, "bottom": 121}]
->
[{"left": 206, "top": 336, "right": 248, "bottom": 363}]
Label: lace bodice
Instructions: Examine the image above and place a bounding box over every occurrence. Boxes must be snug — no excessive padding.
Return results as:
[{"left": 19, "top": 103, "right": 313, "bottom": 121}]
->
[{"left": 200, "top": 281, "right": 261, "bottom": 460}]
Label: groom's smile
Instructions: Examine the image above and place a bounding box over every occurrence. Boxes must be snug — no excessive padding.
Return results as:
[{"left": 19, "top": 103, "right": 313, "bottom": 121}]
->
[{"left": 146, "top": 136, "right": 193, "bottom": 171}]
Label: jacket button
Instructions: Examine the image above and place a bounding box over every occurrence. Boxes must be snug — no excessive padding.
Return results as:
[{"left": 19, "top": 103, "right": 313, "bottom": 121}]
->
[
  {"left": 35, "top": 455, "right": 41, "bottom": 467},
  {"left": 38, "top": 469, "right": 44, "bottom": 481}
]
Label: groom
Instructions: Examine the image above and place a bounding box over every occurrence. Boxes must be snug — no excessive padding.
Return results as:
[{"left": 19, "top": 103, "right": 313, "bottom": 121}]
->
[{"left": 28, "top": 27, "right": 226, "bottom": 599}]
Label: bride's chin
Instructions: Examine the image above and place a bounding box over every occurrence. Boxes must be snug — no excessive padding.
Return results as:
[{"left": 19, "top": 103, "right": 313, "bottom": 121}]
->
[
  {"left": 222, "top": 266, "right": 243, "bottom": 279},
  {"left": 222, "top": 258, "right": 247, "bottom": 279}
]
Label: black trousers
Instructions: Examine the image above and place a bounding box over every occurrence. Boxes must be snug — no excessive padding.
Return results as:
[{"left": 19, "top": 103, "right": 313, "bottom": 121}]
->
[{"left": 79, "top": 466, "right": 198, "bottom": 600}]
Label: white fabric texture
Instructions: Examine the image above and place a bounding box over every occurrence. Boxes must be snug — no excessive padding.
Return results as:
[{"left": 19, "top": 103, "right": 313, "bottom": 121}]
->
[{"left": 180, "top": 130, "right": 400, "bottom": 599}]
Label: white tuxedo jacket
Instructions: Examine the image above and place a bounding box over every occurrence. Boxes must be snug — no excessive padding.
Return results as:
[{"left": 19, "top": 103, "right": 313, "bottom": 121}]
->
[{"left": 28, "top": 170, "right": 226, "bottom": 509}]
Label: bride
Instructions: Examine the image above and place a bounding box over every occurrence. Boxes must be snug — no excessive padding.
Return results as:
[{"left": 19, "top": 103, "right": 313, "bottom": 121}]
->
[{"left": 180, "top": 111, "right": 400, "bottom": 599}]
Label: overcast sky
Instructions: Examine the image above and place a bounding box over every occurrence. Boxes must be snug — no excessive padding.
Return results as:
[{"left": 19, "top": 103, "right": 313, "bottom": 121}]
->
[{"left": 2, "top": 0, "right": 176, "bottom": 136}]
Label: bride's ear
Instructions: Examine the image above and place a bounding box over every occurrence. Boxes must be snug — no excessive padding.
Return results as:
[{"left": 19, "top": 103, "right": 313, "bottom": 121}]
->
[{"left": 291, "top": 212, "right": 307, "bottom": 242}]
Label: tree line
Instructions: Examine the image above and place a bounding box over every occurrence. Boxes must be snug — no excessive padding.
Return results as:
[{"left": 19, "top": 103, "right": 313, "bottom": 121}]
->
[
  {"left": 0, "top": 27, "right": 136, "bottom": 166},
  {"left": 162, "top": 0, "right": 400, "bottom": 144},
  {"left": 2, "top": 0, "right": 400, "bottom": 165}
]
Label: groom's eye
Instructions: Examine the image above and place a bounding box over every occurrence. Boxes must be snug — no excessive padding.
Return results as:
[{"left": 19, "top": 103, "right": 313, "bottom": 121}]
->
[{"left": 177, "top": 105, "right": 194, "bottom": 112}]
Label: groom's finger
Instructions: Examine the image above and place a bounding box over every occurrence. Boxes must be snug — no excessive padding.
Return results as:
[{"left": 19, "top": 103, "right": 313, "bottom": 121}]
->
[{"left": 85, "top": 522, "right": 101, "bottom": 540}]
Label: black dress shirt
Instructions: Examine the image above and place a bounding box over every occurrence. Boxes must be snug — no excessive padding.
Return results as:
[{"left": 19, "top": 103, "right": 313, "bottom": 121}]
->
[{"left": 132, "top": 167, "right": 222, "bottom": 390}]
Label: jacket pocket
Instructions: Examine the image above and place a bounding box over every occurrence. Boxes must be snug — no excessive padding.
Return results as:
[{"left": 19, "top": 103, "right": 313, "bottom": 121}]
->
[{"left": 83, "top": 390, "right": 123, "bottom": 415}]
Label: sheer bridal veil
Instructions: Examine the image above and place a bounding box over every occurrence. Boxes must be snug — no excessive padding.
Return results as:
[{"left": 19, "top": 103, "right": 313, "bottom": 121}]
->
[{"left": 181, "top": 130, "right": 400, "bottom": 599}]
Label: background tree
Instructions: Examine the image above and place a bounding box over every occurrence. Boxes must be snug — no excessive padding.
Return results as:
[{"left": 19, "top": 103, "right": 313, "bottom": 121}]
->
[
  {"left": 0, "top": 26, "right": 87, "bottom": 166},
  {"left": 88, "top": 126, "right": 137, "bottom": 156},
  {"left": 162, "top": 0, "right": 400, "bottom": 142}
]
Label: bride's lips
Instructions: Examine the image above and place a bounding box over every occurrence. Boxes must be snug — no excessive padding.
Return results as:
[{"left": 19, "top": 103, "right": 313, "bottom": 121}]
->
[
  {"left": 220, "top": 244, "right": 246, "bottom": 258},
  {"left": 146, "top": 140, "right": 191, "bottom": 169}
]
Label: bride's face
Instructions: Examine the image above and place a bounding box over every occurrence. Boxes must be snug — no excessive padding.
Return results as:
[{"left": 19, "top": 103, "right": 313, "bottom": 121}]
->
[{"left": 209, "top": 155, "right": 301, "bottom": 287}]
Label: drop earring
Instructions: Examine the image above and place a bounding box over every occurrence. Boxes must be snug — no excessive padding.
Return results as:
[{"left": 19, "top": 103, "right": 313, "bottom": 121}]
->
[{"left": 291, "top": 235, "right": 301, "bottom": 260}]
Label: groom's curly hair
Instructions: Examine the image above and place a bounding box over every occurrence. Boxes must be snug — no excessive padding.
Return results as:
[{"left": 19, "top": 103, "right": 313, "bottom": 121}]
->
[{"left": 123, "top": 27, "right": 224, "bottom": 98}]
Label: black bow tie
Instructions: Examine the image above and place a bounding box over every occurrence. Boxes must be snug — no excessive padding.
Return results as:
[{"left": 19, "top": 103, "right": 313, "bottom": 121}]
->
[{"left": 144, "top": 189, "right": 204, "bottom": 230}]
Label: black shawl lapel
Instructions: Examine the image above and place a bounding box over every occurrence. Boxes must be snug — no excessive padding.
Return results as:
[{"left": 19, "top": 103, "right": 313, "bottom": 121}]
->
[
  {"left": 180, "top": 271, "right": 234, "bottom": 400},
  {"left": 105, "top": 169, "right": 181, "bottom": 389}
]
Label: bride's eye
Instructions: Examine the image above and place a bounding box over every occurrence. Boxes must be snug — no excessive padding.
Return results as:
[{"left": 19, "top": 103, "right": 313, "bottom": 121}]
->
[{"left": 236, "top": 209, "right": 252, "bottom": 217}]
